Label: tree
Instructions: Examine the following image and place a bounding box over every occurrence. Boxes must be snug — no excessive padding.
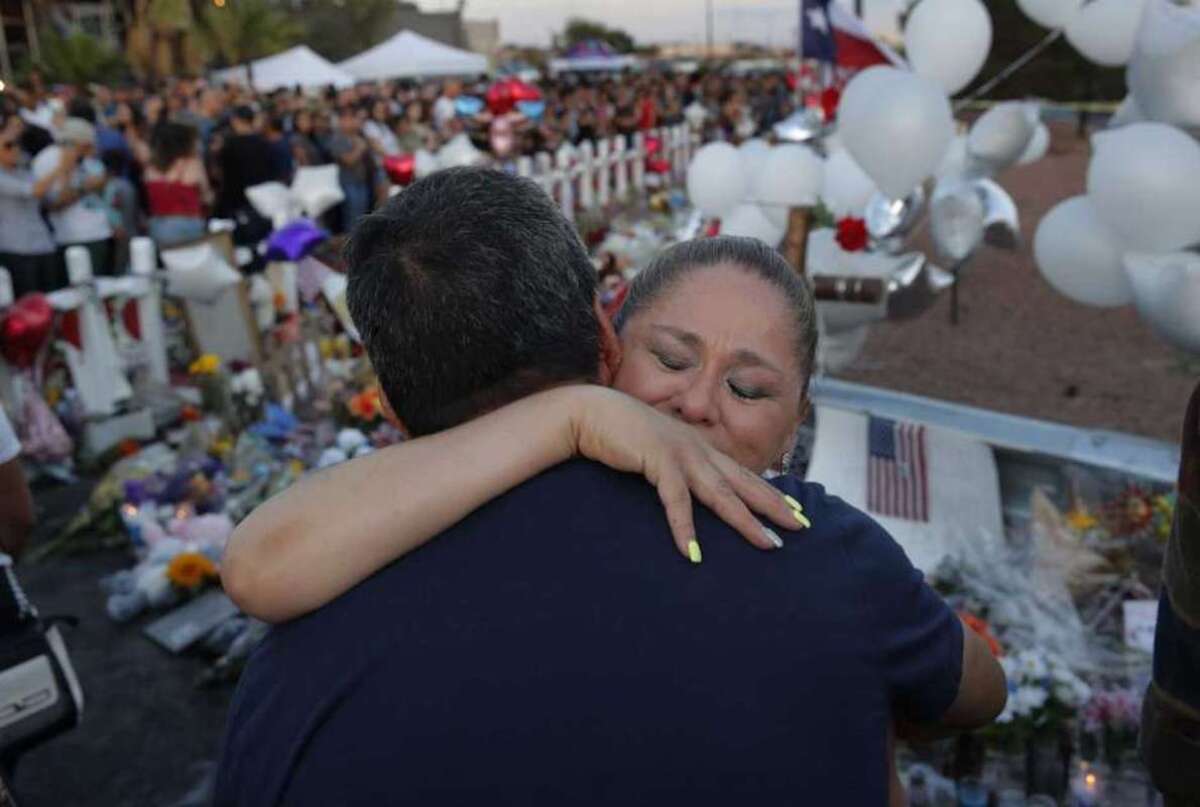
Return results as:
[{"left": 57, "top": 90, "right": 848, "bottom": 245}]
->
[
  {"left": 294, "top": 0, "right": 400, "bottom": 63},
  {"left": 197, "top": 0, "right": 301, "bottom": 85},
  {"left": 126, "top": 0, "right": 209, "bottom": 81},
  {"left": 562, "top": 18, "right": 635, "bottom": 54},
  {"left": 31, "top": 29, "right": 128, "bottom": 85}
]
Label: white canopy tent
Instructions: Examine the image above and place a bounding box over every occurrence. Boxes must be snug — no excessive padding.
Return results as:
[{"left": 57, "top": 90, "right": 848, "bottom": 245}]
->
[
  {"left": 338, "top": 30, "right": 488, "bottom": 81},
  {"left": 213, "top": 45, "right": 355, "bottom": 92},
  {"left": 548, "top": 54, "right": 640, "bottom": 74}
]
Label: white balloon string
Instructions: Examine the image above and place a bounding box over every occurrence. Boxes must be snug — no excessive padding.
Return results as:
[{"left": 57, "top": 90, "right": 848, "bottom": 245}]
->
[{"left": 955, "top": 29, "right": 1063, "bottom": 110}]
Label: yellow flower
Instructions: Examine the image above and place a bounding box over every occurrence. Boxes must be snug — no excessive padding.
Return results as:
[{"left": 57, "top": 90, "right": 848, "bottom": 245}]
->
[
  {"left": 210, "top": 437, "right": 234, "bottom": 458},
  {"left": 1066, "top": 508, "right": 1098, "bottom": 532},
  {"left": 188, "top": 353, "right": 221, "bottom": 375},
  {"left": 166, "top": 552, "right": 218, "bottom": 590}
]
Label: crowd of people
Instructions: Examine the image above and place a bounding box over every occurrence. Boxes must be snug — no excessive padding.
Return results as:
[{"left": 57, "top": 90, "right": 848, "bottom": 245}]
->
[{"left": 0, "top": 67, "right": 796, "bottom": 299}]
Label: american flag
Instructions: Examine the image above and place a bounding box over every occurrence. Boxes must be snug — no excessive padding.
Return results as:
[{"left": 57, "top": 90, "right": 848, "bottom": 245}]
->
[{"left": 867, "top": 416, "right": 929, "bottom": 522}]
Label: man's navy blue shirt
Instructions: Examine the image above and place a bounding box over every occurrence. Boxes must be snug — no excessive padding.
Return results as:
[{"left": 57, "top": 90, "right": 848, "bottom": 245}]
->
[{"left": 216, "top": 460, "right": 962, "bottom": 805}]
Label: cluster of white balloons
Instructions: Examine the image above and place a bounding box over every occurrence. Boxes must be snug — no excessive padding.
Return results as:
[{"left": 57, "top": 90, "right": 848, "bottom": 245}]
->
[
  {"left": 1031, "top": 1, "right": 1200, "bottom": 353},
  {"left": 1018, "top": 0, "right": 1200, "bottom": 131},
  {"left": 1034, "top": 122, "right": 1200, "bottom": 352},
  {"left": 685, "top": 140, "right": 822, "bottom": 245}
]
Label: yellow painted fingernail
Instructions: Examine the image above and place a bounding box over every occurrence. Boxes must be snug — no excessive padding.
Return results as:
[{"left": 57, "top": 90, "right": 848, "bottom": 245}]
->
[
  {"left": 794, "top": 510, "right": 812, "bottom": 529},
  {"left": 687, "top": 540, "right": 703, "bottom": 564},
  {"left": 783, "top": 494, "right": 803, "bottom": 512}
]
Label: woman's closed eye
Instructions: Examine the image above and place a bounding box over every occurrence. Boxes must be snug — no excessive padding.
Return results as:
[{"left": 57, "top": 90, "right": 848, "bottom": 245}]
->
[
  {"left": 653, "top": 350, "right": 691, "bottom": 371},
  {"left": 728, "top": 379, "right": 769, "bottom": 401}
]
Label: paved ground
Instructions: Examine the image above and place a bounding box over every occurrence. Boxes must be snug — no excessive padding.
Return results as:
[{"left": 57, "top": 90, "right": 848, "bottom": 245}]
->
[
  {"left": 13, "top": 480, "right": 229, "bottom": 807},
  {"left": 833, "top": 122, "right": 1198, "bottom": 445}
]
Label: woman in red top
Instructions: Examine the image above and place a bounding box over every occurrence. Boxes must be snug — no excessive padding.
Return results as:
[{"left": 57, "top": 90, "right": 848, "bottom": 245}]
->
[{"left": 144, "top": 122, "right": 211, "bottom": 248}]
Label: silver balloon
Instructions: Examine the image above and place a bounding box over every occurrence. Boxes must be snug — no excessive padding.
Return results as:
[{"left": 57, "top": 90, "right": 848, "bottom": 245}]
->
[
  {"left": 864, "top": 186, "right": 926, "bottom": 253},
  {"left": 772, "top": 109, "right": 826, "bottom": 144},
  {"left": 885, "top": 253, "right": 954, "bottom": 320},
  {"left": 930, "top": 181, "right": 985, "bottom": 264},
  {"left": 974, "top": 178, "right": 1021, "bottom": 250},
  {"left": 926, "top": 264, "right": 957, "bottom": 293}
]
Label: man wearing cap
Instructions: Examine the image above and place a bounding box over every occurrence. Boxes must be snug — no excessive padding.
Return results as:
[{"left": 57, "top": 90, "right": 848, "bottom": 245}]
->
[{"left": 31, "top": 117, "right": 114, "bottom": 281}]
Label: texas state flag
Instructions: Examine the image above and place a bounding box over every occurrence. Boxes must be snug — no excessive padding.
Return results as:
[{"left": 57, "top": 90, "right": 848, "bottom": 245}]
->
[{"left": 800, "top": 0, "right": 906, "bottom": 70}]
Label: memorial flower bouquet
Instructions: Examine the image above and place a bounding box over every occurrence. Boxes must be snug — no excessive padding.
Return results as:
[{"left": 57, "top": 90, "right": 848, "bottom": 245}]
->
[
  {"left": 1080, "top": 687, "right": 1142, "bottom": 769},
  {"left": 992, "top": 649, "right": 1093, "bottom": 745}
]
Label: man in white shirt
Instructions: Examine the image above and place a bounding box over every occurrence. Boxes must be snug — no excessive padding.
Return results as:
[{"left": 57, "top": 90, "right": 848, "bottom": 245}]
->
[
  {"left": 0, "top": 406, "right": 32, "bottom": 558},
  {"left": 32, "top": 118, "right": 114, "bottom": 278},
  {"left": 432, "top": 80, "right": 462, "bottom": 135}
]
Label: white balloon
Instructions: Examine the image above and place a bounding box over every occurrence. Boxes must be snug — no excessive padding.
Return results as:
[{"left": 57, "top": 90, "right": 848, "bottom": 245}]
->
[
  {"left": 414, "top": 149, "right": 439, "bottom": 178},
  {"left": 1108, "top": 95, "right": 1145, "bottom": 128},
  {"left": 686, "top": 142, "right": 747, "bottom": 218},
  {"left": 838, "top": 66, "right": 954, "bottom": 200},
  {"left": 1034, "top": 196, "right": 1132, "bottom": 307},
  {"left": 1065, "top": 0, "right": 1147, "bottom": 67},
  {"left": 1016, "top": 0, "right": 1082, "bottom": 29},
  {"left": 1017, "top": 123, "right": 1050, "bottom": 165},
  {"left": 930, "top": 182, "right": 985, "bottom": 263},
  {"left": 1087, "top": 122, "right": 1200, "bottom": 252},
  {"left": 968, "top": 102, "right": 1036, "bottom": 172},
  {"left": 820, "top": 148, "right": 878, "bottom": 218},
  {"left": 737, "top": 138, "right": 771, "bottom": 188},
  {"left": 719, "top": 203, "right": 786, "bottom": 247},
  {"left": 1126, "top": 0, "right": 1200, "bottom": 129},
  {"left": 904, "top": 0, "right": 992, "bottom": 95},
  {"left": 935, "top": 134, "right": 971, "bottom": 180},
  {"left": 1123, "top": 252, "right": 1200, "bottom": 354},
  {"left": 754, "top": 144, "right": 823, "bottom": 206},
  {"left": 437, "top": 133, "right": 484, "bottom": 168}
]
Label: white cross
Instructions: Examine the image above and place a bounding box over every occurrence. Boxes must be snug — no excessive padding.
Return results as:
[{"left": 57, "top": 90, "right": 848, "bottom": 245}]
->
[{"left": 808, "top": 8, "right": 829, "bottom": 33}]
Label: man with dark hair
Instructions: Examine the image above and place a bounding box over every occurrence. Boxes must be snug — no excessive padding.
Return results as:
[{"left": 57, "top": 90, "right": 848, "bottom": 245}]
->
[
  {"left": 215, "top": 168, "right": 1001, "bottom": 806},
  {"left": 344, "top": 167, "right": 600, "bottom": 435}
]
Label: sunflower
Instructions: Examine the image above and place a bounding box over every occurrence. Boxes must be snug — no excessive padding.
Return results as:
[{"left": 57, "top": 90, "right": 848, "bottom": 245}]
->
[
  {"left": 188, "top": 354, "right": 221, "bottom": 375},
  {"left": 166, "top": 552, "right": 218, "bottom": 590},
  {"left": 1065, "top": 508, "right": 1098, "bottom": 532}
]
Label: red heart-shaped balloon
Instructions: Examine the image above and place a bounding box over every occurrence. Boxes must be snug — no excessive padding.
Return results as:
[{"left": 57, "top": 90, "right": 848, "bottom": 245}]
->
[
  {"left": 485, "top": 80, "right": 516, "bottom": 116},
  {"left": 383, "top": 153, "right": 416, "bottom": 186},
  {"left": 509, "top": 80, "right": 542, "bottom": 103},
  {"left": 0, "top": 293, "right": 53, "bottom": 369}
]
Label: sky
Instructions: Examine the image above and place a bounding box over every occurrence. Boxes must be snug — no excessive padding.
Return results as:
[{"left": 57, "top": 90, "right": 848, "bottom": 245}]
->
[{"left": 425, "top": 0, "right": 907, "bottom": 49}]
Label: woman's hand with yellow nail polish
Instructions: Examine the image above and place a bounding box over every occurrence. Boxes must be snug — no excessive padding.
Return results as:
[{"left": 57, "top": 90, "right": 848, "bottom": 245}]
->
[{"left": 567, "top": 386, "right": 800, "bottom": 561}]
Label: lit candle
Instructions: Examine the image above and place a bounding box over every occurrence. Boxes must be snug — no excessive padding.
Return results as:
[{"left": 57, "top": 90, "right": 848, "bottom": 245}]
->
[{"left": 1071, "top": 764, "right": 1103, "bottom": 806}]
